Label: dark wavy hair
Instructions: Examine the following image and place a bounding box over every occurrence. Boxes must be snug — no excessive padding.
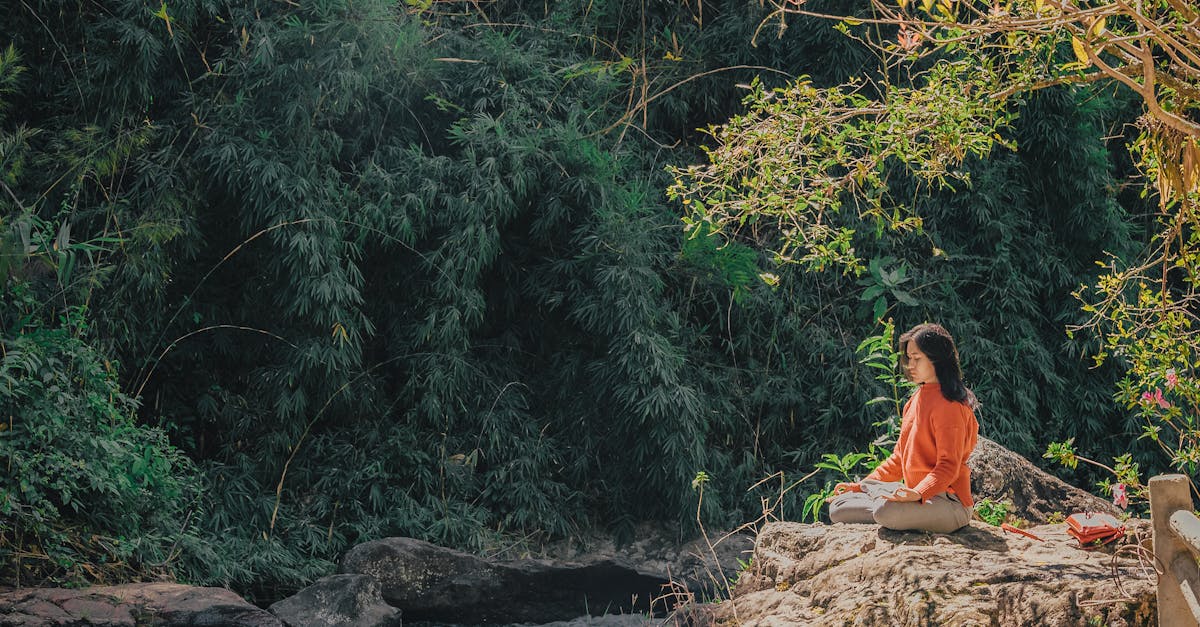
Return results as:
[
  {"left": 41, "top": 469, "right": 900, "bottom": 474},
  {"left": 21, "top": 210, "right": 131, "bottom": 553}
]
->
[{"left": 898, "top": 323, "right": 978, "bottom": 409}]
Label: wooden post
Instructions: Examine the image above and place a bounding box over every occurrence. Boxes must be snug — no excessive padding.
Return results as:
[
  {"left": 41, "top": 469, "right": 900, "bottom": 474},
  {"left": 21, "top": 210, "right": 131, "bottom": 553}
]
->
[{"left": 1151, "top": 474, "right": 1200, "bottom": 627}]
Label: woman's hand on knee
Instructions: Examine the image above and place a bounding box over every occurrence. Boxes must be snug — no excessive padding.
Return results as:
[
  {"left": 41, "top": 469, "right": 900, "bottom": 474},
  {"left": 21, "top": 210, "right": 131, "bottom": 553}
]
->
[
  {"left": 831, "top": 482, "right": 862, "bottom": 496},
  {"left": 884, "top": 486, "right": 921, "bottom": 502},
  {"left": 825, "top": 482, "right": 862, "bottom": 503}
]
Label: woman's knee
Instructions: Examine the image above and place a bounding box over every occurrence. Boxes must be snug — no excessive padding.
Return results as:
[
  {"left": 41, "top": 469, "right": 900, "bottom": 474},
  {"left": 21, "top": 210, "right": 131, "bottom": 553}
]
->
[
  {"left": 828, "top": 495, "right": 876, "bottom": 524},
  {"left": 873, "top": 499, "right": 968, "bottom": 533},
  {"left": 870, "top": 500, "right": 910, "bottom": 529}
]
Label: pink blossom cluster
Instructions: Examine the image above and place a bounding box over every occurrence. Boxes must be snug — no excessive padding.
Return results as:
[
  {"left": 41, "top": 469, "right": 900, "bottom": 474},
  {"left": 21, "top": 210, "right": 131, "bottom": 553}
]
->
[
  {"left": 1112, "top": 483, "right": 1128, "bottom": 509},
  {"left": 1142, "top": 388, "right": 1171, "bottom": 409}
]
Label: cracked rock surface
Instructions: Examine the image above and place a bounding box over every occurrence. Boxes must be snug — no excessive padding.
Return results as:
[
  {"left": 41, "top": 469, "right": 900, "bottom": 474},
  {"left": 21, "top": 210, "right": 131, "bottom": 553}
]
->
[
  {"left": 699, "top": 520, "right": 1155, "bottom": 626},
  {"left": 0, "top": 582, "right": 283, "bottom": 627}
]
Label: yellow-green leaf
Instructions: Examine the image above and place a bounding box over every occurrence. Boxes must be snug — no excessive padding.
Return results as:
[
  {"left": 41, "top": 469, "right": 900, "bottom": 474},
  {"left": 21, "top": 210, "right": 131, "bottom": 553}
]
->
[
  {"left": 843, "top": 17, "right": 865, "bottom": 26},
  {"left": 153, "top": 1, "right": 174, "bottom": 38},
  {"left": 1034, "top": 0, "right": 1043, "bottom": 14},
  {"left": 1090, "top": 16, "right": 1107, "bottom": 38},
  {"left": 1071, "top": 36, "right": 1090, "bottom": 65}
]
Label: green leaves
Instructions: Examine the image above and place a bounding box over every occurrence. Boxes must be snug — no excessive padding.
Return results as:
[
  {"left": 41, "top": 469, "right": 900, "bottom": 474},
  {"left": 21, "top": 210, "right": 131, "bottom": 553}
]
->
[
  {"left": 857, "top": 257, "right": 917, "bottom": 322},
  {"left": 802, "top": 488, "right": 833, "bottom": 522},
  {"left": 0, "top": 0, "right": 1158, "bottom": 595},
  {"left": 0, "top": 44, "right": 23, "bottom": 122},
  {"left": 972, "top": 498, "right": 1013, "bottom": 526},
  {"left": 682, "top": 219, "right": 764, "bottom": 304},
  {"left": 815, "top": 451, "right": 874, "bottom": 477},
  {"left": 668, "top": 56, "right": 1014, "bottom": 274},
  {"left": 1044, "top": 438, "right": 1079, "bottom": 470},
  {"left": 856, "top": 319, "right": 913, "bottom": 425},
  {"left": 0, "top": 317, "right": 204, "bottom": 586}
]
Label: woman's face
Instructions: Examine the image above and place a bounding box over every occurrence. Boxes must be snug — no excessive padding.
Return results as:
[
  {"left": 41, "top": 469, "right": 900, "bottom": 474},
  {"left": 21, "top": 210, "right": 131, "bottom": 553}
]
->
[{"left": 905, "top": 342, "right": 938, "bottom": 385}]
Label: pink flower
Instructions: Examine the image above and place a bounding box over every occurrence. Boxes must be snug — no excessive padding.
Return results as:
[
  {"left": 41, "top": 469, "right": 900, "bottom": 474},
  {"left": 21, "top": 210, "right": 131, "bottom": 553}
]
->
[
  {"left": 1112, "top": 483, "right": 1128, "bottom": 509},
  {"left": 1166, "top": 370, "right": 1179, "bottom": 389},
  {"left": 1142, "top": 388, "right": 1171, "bottom": 409}
]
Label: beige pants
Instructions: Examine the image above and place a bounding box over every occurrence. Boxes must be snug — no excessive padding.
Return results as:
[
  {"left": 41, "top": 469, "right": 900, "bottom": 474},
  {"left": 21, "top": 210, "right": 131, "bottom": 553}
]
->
[{"left": 827, "top": 479, "right": 971, "bottom": 533}]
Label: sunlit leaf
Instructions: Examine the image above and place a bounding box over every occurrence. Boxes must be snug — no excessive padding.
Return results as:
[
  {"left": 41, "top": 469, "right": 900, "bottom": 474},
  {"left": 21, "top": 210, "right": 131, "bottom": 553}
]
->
[{"left": 1071, "top": 36, "right": 1090, "bottom": 65}]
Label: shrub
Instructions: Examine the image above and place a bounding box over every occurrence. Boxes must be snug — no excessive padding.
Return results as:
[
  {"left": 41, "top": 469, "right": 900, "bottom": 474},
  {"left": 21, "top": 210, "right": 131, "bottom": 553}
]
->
[{"left": 0, "top": 300, "right": 206, "bottom": 586}]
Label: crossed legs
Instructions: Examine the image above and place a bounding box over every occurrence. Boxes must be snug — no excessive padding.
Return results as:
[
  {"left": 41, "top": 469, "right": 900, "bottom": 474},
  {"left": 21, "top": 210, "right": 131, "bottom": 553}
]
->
[{"left": 827, "top": 479, "right": 971, "bottom": 534}]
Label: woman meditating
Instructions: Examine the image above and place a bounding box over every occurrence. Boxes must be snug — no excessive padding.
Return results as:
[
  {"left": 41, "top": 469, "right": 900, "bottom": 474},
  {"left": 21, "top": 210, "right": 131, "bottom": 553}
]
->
[{"left": 827, "top": 323, "right": 979, "bottom": 533}]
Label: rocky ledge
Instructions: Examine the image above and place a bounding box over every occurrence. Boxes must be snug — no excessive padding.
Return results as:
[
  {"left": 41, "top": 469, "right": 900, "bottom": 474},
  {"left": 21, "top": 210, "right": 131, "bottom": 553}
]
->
[
  {"left": 690, "top": 519, "right": 1156, "bottom": 626},
  {"left": 0, "top": 582, "right": 283, "bottom": 626},
  {"left": 674, "top": 436, "right": 1155, "bottom": 626}
]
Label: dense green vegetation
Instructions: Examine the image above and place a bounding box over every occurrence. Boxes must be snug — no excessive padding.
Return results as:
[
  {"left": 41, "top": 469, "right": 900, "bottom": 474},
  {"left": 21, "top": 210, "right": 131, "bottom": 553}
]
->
[{"left": 0, "top": 0, "right": 1156, "bottom": 599}]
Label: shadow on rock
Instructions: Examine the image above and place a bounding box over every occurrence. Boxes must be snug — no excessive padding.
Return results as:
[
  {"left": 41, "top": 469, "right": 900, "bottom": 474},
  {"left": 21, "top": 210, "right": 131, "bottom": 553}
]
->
[{"left": 878, "top": 523, "right": 1011, "bottom": 553}]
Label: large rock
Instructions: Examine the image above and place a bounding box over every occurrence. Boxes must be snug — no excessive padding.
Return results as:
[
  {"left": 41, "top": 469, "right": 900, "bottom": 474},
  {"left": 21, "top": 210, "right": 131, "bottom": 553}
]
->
[
  {"left": 0, "top": 582, "right": 282, "bottom": 626},
  {"left": 968, "top": 437, "right": 1119, "bottom": 523},
  {"left": 698, "top": 520, "right": 1155, "bottom": 626},
  {"left": 338, "top": 537, "right": 670, "bottom": 624},
  {"left": 536, "top": 525, "right": 754, "bottom": 600},
  {"left": 268, "top": 574, "right": 401, "bottom": 627},
  {"left": 516, "top": 616, "right": 654, "bottom": 626}
]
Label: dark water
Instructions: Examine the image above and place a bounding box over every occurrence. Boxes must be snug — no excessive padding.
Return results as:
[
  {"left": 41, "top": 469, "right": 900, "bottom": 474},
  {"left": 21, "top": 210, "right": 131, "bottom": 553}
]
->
[{"left": 407, "top": 614, "right": 657, "bottom": 627}]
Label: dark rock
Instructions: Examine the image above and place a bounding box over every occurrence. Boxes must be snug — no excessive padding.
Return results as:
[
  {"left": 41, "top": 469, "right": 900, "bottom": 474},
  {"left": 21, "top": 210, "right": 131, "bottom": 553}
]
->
[
  {"left": 0, "top": 582, "right": 282, "bottom": 626},
  {"left": 509, "top": 615, "right": 655, "bottom": 626},
  {"left": 533, "top": 526, "right": 754, "bottom": 601},
  {"left": 968, "top": 436, "right": 1120, "bottom": 523},
  {"left": 666, "top": 532, "right": 754, "bottom": 598},
  {"left": 339, "top": 538, "right": 670, "bottom": 624},
  {"left": 269, "top": 574, "right": 401, "bottom": 627}
]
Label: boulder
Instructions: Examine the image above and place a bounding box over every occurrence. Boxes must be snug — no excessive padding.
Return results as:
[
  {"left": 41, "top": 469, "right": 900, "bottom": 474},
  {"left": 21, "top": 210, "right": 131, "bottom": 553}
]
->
[
  {"left": 0, "top": 582, "right": 282, "bottom": 626},
  {"left": 268, "top": 574, "right": 401, "bottom": 627},
  {"left": 338, "top": 537, "right": 670, "bottom": 624},
  {"left": 668, "top": 532, "right": 755, "bottom": 598},
  {"left": 696, "top": 519, "right": 1155, "bottom": 626},
  {"left": 535, "top": 525, "right": 754, "bottom": 600},
  {"left": 968, "top": 437, "right": 1119, "bottom": 523},
  {"left": 515, "top": 615, "right": 654, "bottom": 626}
]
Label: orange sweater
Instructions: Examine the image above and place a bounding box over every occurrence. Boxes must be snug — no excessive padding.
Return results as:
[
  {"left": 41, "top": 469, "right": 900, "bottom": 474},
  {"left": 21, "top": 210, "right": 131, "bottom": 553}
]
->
[{"left": 864, "top": 383, "right": 979, "bottom": 508}]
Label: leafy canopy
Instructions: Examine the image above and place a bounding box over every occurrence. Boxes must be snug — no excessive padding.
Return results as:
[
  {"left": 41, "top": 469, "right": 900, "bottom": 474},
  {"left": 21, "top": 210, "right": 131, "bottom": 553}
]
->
[{"left": 673, "top": 0, "right": 1200, "bottom": 488}]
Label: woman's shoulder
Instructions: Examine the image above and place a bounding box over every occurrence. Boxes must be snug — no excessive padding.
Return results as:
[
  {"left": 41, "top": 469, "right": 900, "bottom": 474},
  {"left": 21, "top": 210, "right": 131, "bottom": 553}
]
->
[{"left": 918, "top": 384, "right": 975, "bottom": 414}]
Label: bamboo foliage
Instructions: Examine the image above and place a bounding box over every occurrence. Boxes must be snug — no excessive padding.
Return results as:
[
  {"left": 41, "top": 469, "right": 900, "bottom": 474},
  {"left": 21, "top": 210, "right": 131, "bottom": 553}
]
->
[{"left": 0, "top": 0, "right": 1153, "bottom": 595}]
